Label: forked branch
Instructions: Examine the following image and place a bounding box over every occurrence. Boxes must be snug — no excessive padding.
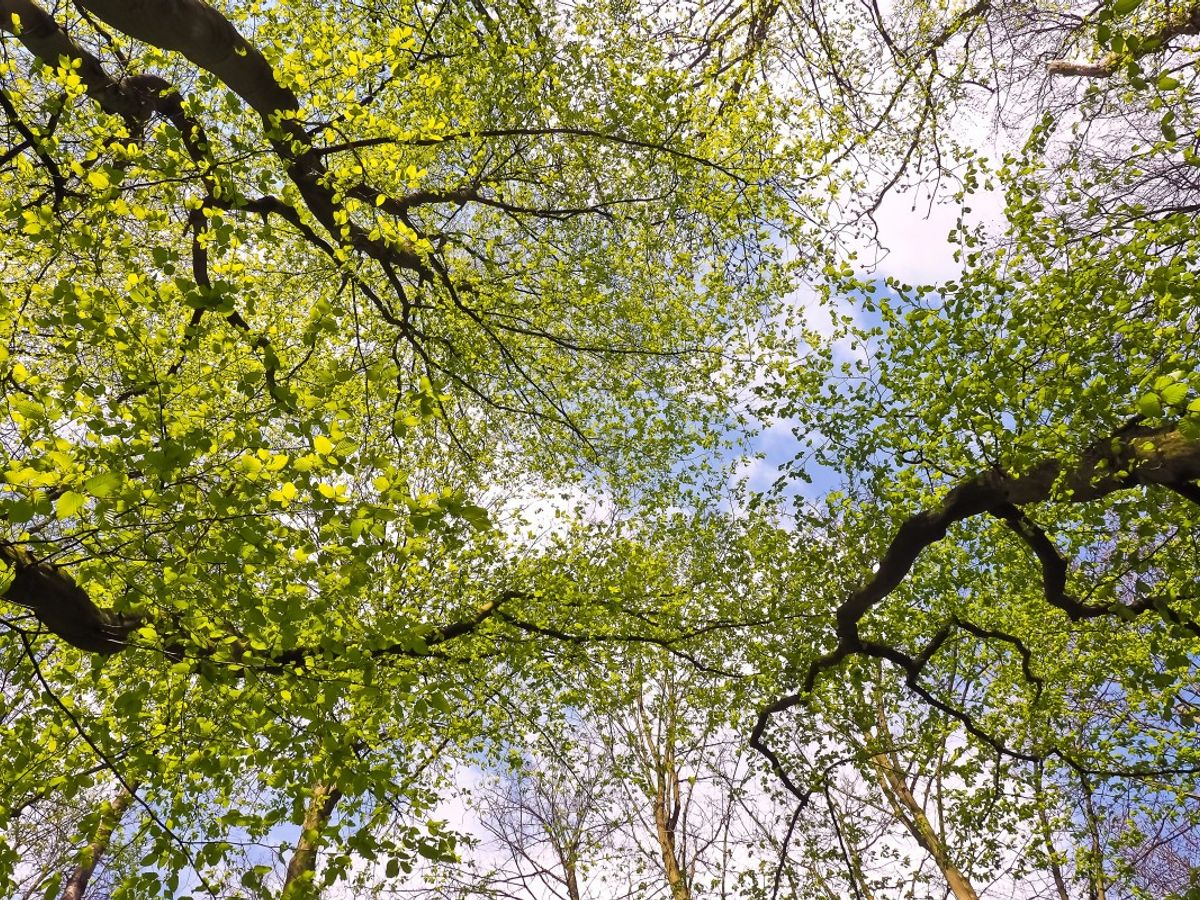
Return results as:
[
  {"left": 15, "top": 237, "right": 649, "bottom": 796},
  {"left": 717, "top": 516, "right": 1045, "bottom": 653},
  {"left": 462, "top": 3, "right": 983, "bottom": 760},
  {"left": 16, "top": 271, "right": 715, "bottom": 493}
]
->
[{"left": 752, "top": 423, "right": 1200, "bottom": 797}]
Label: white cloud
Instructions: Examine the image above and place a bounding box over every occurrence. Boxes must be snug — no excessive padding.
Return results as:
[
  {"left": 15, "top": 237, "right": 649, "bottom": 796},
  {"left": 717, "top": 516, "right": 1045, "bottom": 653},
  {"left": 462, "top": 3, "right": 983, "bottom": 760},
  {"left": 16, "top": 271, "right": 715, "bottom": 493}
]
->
[{"left": 865, "top": 181, "right": 1006, "bottom": 285}]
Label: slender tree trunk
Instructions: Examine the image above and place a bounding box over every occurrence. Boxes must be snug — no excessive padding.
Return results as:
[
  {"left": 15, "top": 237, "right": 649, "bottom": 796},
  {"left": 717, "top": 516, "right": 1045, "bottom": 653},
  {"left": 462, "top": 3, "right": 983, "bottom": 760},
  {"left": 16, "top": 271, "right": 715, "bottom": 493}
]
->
[
  {"left": 634, "top": 687, "right": 690, "bottom": 900},
  {"left": 653, "top": 776, "right": 690, "bottom": 900},
  {"left": 280, "top": 783, "right": 341, "bottom": 900},
  {"left": 562, "top": 853, "right": 582, "bottom": 900},
  {"left": 871, "top": 704, "right": 979, "bottom": 900},
  {"left": 1034, "top": 765, "right": 1071, "bottom": 900},
  {"left": 1080, "top": 776, "right": 1108, "bottom": 900},
  {"left": 870, "top": 754, "right": 979, "bottom": 900},
  {"left": 60, "top": 784, "right": 136, "bottom": 900}
]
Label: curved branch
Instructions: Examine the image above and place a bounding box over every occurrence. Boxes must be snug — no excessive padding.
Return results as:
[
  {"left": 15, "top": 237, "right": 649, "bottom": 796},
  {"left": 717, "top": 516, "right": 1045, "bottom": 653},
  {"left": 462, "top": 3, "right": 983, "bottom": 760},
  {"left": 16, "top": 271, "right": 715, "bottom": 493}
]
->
[
  {"left": 1048, "top": 2, "right": 1200, "bottom": 79},
  {"left": 72, "top": 0, "right": 427, "bottom": 276},
  {"left": 1, "top": 533, "right": 524, "bottom": 673},
  {"left": 751, "top": 423, "right": 1200, "bottom": 799},
  {"left": 810, "top": 424, "right": 1200, "bottom": 690},
  {"left": 1, "top": 543, "right": 138, "bottom": 654},
  {"left": 0, "top": 0, "right": 159, "bottom": 126},
  {"left": 990, "top": 503, "right": 1106, "bottom": 621}
]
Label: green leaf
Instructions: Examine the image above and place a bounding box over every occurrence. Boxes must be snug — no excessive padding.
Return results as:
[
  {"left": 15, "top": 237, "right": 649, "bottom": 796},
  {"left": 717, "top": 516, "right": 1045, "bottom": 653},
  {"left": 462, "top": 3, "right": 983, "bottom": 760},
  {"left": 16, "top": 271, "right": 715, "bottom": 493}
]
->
[
  {"left": 1138, "top": 392, "right": 1163, "bottom": 417},
  {"left": 55, "top": 490, "right": 86, "bottom": 519},
  {"left": 5, "top": 498, "right": 34, "bottom": 523},
  {"left": 1113, "top": 0, "right": 1142, "bottom": 15},
  {"left": 459, "top": 503, "right": 492, "bottom": 531},
  {"left": 85, "top": 471, "right": 122, "bottom": 497},
  {"left": 1160, "top": 381, "right": 1188, "bottom": 405},
  {"left": 1157, "top": 74, "right": 1181, "bottom": 90}
]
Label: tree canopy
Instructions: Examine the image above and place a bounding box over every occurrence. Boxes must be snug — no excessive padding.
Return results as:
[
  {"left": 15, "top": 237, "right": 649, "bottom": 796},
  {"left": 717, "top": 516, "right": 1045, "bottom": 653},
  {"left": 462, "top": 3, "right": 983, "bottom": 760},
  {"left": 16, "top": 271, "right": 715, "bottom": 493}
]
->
[{"left": 2, "top": 0, "right": 1199, "bottom": 897}]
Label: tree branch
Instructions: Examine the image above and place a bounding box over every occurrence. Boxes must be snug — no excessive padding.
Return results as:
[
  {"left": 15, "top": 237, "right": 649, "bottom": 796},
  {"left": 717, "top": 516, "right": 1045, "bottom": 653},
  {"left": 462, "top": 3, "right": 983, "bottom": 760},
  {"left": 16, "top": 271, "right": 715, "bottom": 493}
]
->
[
  {"left": 61, "top": 783, "right": 137, "bottom": 900},
  {"left": 750, "top": 423, "right": 1200, "bottom": 799},
  {"left": 1048, "top": 2, "right": 1200, "bottom": 79},
  {"left": 810, "top": 424, "right": 1200, "bottom": 690},
  {"left": 280, "top": 783, "right": 341, "bottom": 900},
  {"left": 1, "top": 543, "right": 138, "bottom": 654}
]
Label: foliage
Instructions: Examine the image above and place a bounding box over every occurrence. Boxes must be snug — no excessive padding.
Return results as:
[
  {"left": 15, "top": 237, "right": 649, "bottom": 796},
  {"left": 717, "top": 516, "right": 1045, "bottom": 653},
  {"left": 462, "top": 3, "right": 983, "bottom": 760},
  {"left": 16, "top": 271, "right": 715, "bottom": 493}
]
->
[{"left": 2, "top": 0, "right": 1200, "bottom": 897}]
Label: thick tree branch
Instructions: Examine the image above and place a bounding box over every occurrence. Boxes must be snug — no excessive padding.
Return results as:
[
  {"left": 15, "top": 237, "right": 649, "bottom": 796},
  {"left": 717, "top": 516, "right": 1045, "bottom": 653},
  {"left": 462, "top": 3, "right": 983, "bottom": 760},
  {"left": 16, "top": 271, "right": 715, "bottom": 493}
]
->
[
  {"left": 61, "top": 783, "right": 136, "bottom": 900},
  {"left": 73, "top": 0, "right": 429, "bottom": 276},
  {"left": 280, "top": 783, "right": 341, "bottom": 900},
  {"left": 1048, "top": 2, "right": 1200, "bottom": 78},
  {"left": 72, "top": 0, "right": 298, "bottom": 126},
  {"left": 1, "top": 537, "right": 519, "bottom": 668},
  {"left": 0, "top": 0, "right": 158, "bottom": 125},
  {"left": 751, "top": 423, "right": 1200, "bottom": 799},
  {"left": 1, "top": 543, "right": 138, "bottom": 654},
  {"left": 812, "top": 424, "right": 1200, "bottom": 689},
  {"left": 1046, "top": 59, "right": 1118, "bottom": 78}
]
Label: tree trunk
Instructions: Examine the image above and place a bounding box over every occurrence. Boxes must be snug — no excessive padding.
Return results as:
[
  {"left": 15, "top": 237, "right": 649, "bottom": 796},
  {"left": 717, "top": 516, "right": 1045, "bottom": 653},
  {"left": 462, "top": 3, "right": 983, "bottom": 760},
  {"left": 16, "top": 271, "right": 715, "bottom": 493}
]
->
[
  {"left": 60, "top": 784, "right": 136, "bottom": 900},
  {"left": 870, "top": 753, "right": 979, "bottom": 900},
  {"left": 871, "top": 703, "right": 979, "bottom": 900},
  {"left": 638, "top": 687, "right": 690, "bottom": 900},
  {"left": 1033, "top": 765, "right": 1071, "bottom": 900},
  {"left": 1080, "top": 776, "right": 1108, "bottom": 900},
  {"left": 562, "top": 853, "right": 582, "bottom": 900},
  {"left": 280, "top": 784, "right": 340, "bottom": 900},
  {"left": 653, "top": 784, "right": 690, "bottom": 900}
]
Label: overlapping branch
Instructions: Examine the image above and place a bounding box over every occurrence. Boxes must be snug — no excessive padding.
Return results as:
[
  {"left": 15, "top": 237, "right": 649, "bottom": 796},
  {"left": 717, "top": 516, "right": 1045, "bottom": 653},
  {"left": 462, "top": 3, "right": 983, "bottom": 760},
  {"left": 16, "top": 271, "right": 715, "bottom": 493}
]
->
[
  {"left": 0, "top": 538, "right": 521, "bottom": 666},
  {"left": 752, "top": 422, "right": 1200, "bottom": 797},
  {"left": 1, "top": 543, "right": 138, "bottom": 654},
  {"left": 2, "top": 0, "right": 731, "bottom": 446},
  {"left": 1048, "top": 1, "right": 1200, "bottom": 78}
]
